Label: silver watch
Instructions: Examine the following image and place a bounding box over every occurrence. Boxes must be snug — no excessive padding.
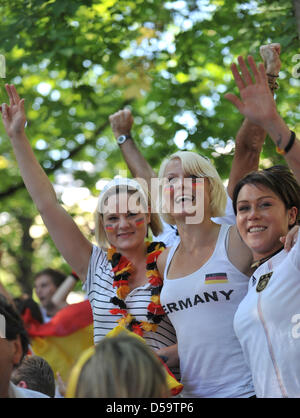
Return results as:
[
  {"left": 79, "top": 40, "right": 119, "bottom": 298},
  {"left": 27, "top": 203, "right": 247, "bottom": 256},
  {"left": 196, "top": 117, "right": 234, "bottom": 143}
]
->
[{"left": 117, "top": 134, "right": 131, "bottom": 145}]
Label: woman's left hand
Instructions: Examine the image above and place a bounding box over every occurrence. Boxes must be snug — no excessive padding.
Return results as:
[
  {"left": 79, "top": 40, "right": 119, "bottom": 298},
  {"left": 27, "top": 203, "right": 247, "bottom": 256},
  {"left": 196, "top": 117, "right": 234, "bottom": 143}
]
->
[
  {"left": 280, "top": 225, "right": 299, "bottom": 252},
  {"left": 1, "top": 84, "right": 27, "bottom": 138},
  {"left": 157, "top": 344, "right": 179, "bottom": 368},
  {"left": 225, "top": 56, "right": 279, "bottom": 130}
]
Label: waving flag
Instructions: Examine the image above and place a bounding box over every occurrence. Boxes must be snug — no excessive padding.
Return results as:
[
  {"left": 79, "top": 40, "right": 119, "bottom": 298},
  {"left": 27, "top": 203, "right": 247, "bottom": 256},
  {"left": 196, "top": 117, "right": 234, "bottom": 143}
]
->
[{"left": 22, "top": 300, "right": 94, "bottom": 382}]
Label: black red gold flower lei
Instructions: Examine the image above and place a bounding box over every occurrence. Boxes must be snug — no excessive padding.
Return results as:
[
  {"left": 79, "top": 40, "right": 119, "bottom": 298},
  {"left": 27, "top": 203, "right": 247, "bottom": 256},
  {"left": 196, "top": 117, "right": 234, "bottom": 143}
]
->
[{"left": 107, "top": 241, "right": 166, "bottom": 337}]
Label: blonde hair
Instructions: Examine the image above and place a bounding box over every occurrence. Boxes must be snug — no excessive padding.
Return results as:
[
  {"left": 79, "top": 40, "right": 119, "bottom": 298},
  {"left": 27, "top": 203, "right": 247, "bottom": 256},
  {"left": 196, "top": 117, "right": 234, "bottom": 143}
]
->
[
  {"left": 94, "top": 178, "right": 162, "bottom": 248},
  {"left": 70, "top": 334, "right": 169, "bottom": 398},
  {"left": 158, "top": 151, "right": 227, "bottom": 224}
]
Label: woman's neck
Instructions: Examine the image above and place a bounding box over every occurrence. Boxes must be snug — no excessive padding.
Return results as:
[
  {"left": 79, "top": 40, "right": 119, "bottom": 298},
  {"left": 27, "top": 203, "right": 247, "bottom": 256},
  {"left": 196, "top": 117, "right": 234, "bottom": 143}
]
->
[
  {"left": 116, "top": 242, "right": 148, "bottom": 289},
  {"left": 116, "top": 242, "right": 147, "bottom": 264},
  {"left": 176, "top": 218, "right": 220, "bottom": 253},
  {"left": 251, "top": 244, "right": 284, "bottom": 269}
]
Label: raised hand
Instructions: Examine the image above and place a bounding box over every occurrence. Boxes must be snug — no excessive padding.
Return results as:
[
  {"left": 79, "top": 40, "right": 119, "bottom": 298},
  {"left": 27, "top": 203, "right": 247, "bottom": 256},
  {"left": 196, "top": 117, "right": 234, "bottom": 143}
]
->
[
  {"left": 0, "top": 84, "right": 26, "bottom": 138},
  {"left": 224, "top": 56, "right": 279, "bottom": 130},
  {"left": 109, "top": 108, "right": 133, "bottom": 139},
  {"left": 280, "top": 225, "right": 299, "bottom": 252}
]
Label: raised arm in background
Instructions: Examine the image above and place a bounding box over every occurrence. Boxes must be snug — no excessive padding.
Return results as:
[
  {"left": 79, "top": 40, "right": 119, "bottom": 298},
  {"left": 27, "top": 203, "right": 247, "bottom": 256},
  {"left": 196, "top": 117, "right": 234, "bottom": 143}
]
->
[
  {"left": 109, "top": 109, "right": 156, "bottom": 187},
  {"left": 110, "top": 45, "right": 281, "bottom": 200},
  {"left": 51, "top": 272, "right": 80, "bottom": 308},
  {"left": 227, "top": 43, "right": 281, "bottom": 197},
  {"left": 0, "top": 85, "right": 92, "bottom": 282},
  {"left": 225, "top": 55, "right": 300, "bottom": 186}
]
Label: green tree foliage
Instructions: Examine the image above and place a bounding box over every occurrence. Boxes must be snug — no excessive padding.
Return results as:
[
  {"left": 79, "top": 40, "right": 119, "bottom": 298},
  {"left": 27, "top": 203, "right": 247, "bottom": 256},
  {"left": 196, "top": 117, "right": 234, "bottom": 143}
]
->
[{"left": 0, "top": 0, "right": 298, "bottom": 294}]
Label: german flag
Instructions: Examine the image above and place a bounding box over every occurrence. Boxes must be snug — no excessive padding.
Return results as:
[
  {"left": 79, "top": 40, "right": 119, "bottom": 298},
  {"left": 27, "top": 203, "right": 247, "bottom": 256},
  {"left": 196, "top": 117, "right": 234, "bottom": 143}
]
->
[{"left": 22, "top": 300, "right": 94, "bottom": 383}]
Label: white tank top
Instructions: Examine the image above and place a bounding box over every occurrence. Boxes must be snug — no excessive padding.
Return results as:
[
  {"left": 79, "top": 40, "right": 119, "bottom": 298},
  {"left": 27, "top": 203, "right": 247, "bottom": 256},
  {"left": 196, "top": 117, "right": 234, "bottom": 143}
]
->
[{"left": 160, "top": 224, "right": 254, "bottom": 398}]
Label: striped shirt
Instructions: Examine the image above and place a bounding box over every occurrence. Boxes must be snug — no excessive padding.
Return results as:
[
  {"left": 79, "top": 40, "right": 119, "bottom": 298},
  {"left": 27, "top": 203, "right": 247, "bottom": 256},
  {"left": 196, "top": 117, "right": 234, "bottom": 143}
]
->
[{"left": 83, "top": 245, "right": 178, "bottom": 354}]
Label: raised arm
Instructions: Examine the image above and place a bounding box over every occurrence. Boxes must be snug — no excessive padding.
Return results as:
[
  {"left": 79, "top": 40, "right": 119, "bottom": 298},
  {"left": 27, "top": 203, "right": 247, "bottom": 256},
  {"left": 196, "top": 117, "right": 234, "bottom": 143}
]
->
[
  {"left": 225, "top": 56, "right": 300, "bottom": 185},
  {"left": 227, "top": 44, "right": 281, "bottom": 198},
  {"left": 51, "top": 272, "right": 79, "bottom": 308},
  {"left": 227, "top": 118, "right": 265, "bottom": 198},
  {"left": 1, "top": 85, "right": 92, "bottom": 281},
  {"left": 109, "top": 109, "right": 156, "bottom": 188}
]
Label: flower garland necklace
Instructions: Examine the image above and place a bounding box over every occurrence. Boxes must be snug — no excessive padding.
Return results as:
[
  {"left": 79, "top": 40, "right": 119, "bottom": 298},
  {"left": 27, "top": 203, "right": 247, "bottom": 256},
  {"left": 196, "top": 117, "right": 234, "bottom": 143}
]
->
[{"left": 107, "top": 241, "right": 166, "bottom": 337}]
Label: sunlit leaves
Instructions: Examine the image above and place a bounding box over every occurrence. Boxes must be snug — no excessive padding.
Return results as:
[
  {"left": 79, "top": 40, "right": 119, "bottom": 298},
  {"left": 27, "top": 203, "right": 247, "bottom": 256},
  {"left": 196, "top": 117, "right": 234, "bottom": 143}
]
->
[{"left": 0, "top": 0, "right": 298, "bottom": 293}]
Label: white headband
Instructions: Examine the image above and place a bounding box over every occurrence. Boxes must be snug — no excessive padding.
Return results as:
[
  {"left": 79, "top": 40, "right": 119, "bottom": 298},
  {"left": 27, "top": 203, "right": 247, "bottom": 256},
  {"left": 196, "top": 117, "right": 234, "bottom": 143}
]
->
[{"left": 97, "top": 178, "right": 148, "bottom": 213}]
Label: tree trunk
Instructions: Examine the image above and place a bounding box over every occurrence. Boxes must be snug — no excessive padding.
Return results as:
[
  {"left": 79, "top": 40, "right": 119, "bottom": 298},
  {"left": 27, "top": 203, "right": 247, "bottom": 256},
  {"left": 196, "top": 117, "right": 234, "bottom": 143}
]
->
[
  {"left": 16, "top": 215, "right": 35, "bottom": 296},
  {"left": 294, "top": 0, "right": 300, "bottom": 40}
]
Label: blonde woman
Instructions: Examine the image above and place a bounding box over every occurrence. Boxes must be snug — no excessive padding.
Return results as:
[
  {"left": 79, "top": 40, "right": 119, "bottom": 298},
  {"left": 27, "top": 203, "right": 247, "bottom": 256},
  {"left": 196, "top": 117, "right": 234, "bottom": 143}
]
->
[
  {"left": 0, "top": 85, "right": 179, "bottom": 372},
  {"left": 156, "top": 150, "right": 255, "bottom": 398},
  {"left": 66, "top": 333, "right": 170, "bottom": 398}
]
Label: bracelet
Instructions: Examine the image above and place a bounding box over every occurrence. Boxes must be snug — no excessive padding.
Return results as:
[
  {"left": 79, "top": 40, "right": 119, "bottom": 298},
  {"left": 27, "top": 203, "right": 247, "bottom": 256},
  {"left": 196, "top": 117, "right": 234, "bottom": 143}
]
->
[
  {"left": 276, "top": 130, "right": 296, "bottom": 155},
  {"left": 71, "top": 271, "right": 80, "bottom": 281},
  {"left": 267, "top": 74, "right": 279, "bottom": 92}
]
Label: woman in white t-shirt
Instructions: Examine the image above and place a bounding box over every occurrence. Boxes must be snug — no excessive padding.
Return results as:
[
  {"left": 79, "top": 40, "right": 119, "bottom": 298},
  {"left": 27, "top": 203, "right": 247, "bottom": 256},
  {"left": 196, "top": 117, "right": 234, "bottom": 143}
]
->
[
  {"left": 232, "top": 166, "right": 300, "bottom": 397},
  {"left": 0, "top": 84, "right": 179, "bottom": 377},
  {"left": 226, "top": 56, "right": 300, "bottom": 397}
]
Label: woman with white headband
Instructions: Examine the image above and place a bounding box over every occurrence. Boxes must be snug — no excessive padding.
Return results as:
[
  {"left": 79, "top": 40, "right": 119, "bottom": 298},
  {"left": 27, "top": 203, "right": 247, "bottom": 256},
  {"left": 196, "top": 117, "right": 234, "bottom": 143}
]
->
[{"left": 0, "top": 84, "right": 179, "bottom": 375}]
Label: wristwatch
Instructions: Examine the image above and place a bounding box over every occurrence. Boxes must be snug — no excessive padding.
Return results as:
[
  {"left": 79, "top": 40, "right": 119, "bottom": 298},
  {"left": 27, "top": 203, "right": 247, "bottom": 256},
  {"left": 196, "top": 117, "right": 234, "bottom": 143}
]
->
[{"left": 117, "top": 134, "right": 131, "bottom": 145}]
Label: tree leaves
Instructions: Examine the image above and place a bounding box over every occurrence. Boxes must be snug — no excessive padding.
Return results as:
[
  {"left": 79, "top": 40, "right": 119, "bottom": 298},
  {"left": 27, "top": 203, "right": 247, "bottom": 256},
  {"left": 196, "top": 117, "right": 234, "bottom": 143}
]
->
[{"left": 0, "top": 0, "right": 298, "bottom": 293}]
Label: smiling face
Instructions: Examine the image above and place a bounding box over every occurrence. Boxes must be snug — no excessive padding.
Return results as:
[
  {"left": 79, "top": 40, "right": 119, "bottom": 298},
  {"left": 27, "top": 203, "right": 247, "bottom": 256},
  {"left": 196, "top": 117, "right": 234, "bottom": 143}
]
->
[
  {"left": 236, "top": 183, "right": 297, "bottom": 260},
  {"left": 102, "top": 191, "right": 150, "bottom": 253},
  {"left": 162, "top": 158, "right": 208, "bottom": 224}
]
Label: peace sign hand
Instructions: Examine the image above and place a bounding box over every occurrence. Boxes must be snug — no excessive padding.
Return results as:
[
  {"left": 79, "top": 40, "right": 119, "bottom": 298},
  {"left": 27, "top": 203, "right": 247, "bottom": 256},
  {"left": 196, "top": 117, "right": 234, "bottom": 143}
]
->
[{"left": 0, "top": 84, "right": 26, "bottom": 138}]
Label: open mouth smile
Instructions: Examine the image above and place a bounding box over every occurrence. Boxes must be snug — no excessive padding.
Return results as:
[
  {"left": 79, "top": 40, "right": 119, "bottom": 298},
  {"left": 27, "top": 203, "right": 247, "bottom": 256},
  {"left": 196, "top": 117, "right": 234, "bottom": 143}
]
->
[{"left": 248, "top": 226, "right": 267, "bottom": 233}]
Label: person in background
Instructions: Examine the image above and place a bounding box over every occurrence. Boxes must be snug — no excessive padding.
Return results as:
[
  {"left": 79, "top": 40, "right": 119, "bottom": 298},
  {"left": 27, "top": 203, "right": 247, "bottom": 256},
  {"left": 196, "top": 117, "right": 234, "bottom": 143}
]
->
[
  {"left": 14, "top": 295, "right": 44, "bottom": 324},
  {"left": 34, "top": 268, "right": 79, "bottom": 322},
  {"left": 0, "top": 294, "right": 48, "bottom": 398},
  {"left": 11, "top": 354, "right": 55, "bottom": 398}
]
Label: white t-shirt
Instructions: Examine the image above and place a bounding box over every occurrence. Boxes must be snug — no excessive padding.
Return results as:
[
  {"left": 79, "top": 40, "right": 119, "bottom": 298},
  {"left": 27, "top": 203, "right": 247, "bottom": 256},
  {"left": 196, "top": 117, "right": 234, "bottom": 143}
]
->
[
  {"left": 40, "top": 306, "right": 52, "bottom": 323},
  {"left": 160, "top": 224, "right": 254, "bottom": 398},
  {"left": 234, "top": 233, "right": 300, "bottom": 398},
  {"left": 8, "top": 382, "right": 49, "bottom": 398},
  {"left": 83, "top": 245, "right": 180, "bottom": 378}
]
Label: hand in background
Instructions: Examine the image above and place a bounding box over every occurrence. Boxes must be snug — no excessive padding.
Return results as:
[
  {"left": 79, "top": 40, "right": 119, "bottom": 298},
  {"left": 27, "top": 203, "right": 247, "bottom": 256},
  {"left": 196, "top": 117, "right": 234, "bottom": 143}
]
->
[
  {"left": 0, "top": 84, "right": 26, "bottom": 138},
  {"left": 109, "top": 108, "right": 133, "bottom": 139},
  {"left": 225, "top": 55, "right": 279, "bottom": 130}
]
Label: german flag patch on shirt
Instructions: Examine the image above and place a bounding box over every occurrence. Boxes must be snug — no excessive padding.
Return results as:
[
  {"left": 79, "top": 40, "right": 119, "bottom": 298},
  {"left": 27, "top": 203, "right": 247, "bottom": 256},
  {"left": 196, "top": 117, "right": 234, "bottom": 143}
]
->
[{"left": 205, "top": 273, "right": 228, "bottom": 284}]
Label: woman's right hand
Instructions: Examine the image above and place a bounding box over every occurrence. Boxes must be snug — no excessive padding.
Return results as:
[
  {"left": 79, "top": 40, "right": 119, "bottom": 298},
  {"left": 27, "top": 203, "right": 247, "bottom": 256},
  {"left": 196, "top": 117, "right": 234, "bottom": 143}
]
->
[
  {"left": 0, "top": 84, "right": 26, "bottom": 138},
  {"left": 109, "top": 108, "right": 133, "bottom": 139},
  {"left": 224, "top": 56, "right": 279, "bottom": 130},
  {"left": 280, "top": 225, "right": 299, "bottom": 252}
]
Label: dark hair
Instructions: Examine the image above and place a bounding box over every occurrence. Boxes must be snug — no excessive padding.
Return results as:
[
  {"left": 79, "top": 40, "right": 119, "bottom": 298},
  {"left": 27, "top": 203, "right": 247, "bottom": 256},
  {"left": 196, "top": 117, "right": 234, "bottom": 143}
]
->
[
  {"left": 34, "top": 268, "right": 66, "bottom": 289},
  {"left": 14, "top": 297, "right": 44, "bottom": 324},
  {"left": 0, "top": 295, "right": 29, "bottom": 361},
  {"left": 232, "top": 165, "right": 300, "bottom": 227},
  {"left": 11, "top": 355, "right": 55, "bottom": 398}
]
